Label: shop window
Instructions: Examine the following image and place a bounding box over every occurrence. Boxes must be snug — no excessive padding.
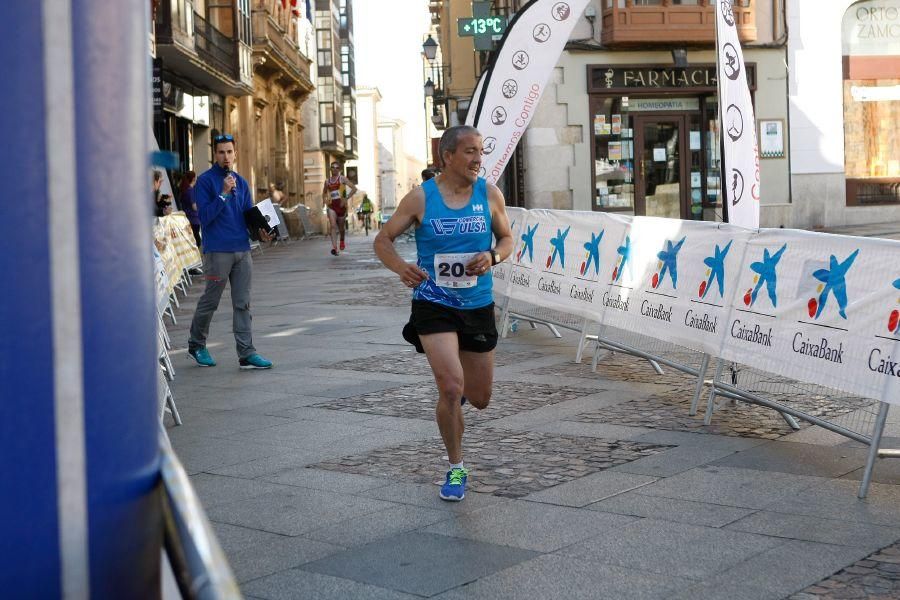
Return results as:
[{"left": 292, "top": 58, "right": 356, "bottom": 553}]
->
[
  {"left": 591, "top": 97, "right": 634, "bottom": 211},
  {"left": 589, "top": 93, "right": 723, "bottom": 220},
  {"left": 842, "top": 0, "right": 900, "bottom": 205}
]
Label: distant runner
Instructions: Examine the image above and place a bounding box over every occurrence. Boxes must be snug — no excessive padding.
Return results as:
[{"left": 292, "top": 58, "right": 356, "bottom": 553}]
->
[{"left": 323, "top": 161, "right": 357, "bottom": 255}]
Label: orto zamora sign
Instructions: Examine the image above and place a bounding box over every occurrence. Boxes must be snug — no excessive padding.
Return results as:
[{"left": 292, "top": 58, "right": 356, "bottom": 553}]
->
[{"left": 842, "top": 0, "right": 900, "bottom": 56}]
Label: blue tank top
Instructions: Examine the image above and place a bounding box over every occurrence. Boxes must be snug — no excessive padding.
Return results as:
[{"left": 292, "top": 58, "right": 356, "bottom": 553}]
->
[{"left": 413, "top": 177, "right": 493, "bottom": 309}]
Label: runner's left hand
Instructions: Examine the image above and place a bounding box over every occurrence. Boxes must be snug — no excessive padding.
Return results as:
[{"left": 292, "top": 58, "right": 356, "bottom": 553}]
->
[
  {"left": 465, "top": 252, "right": 492, "bottom": 277},
  {"left": 258, "top": 228, "right": 273, "bottom": 242}
]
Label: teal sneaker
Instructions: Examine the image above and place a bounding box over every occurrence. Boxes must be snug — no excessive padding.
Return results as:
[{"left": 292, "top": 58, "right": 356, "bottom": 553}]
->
[
  {"left": 188, "top": 347, "right": 216, "bottom": 367},
  {"left": 239, "top": 353, "right": 273, "bottom": 370},
  {"left": 439, "top": 467, "right": 468, "bottom": 501}
]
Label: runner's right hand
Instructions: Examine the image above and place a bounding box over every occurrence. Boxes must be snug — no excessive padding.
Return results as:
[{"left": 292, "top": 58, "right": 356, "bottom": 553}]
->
[{"left": 399, "top": 263, "right": 428, "bottom": 288}]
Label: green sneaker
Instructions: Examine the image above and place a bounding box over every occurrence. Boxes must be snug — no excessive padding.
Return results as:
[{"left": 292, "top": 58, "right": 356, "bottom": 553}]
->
[
  {"left": 239, "top": 353, "right": 273, "bottom": 370},
  {"left": 188, "top": 347, "right": 216, "bottom": 367}
]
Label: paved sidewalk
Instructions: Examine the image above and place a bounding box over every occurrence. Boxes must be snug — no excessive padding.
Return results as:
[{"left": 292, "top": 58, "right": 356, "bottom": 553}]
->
[{"left": 166, "top": 234, "right": 900, "bottom": 600}]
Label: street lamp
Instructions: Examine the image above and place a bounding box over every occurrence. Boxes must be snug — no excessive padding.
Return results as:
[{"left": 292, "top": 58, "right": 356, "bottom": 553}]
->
[
  {"left": 422, "top": 35, "right": 438, "bottom": 62},
  {"left": 424, "top": 78, "right": 435, "bottom": 97}
]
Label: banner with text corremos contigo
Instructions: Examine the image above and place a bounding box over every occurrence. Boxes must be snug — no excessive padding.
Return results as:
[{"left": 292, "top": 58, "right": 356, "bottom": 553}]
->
[{"left": 471, "top": 0, "right": 590, "bottom": 184}]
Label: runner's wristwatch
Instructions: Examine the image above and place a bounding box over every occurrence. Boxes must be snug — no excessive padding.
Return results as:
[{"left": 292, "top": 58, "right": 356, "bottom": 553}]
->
[{"left": 490, "top": 249, "right": 500, "bottom": 266}]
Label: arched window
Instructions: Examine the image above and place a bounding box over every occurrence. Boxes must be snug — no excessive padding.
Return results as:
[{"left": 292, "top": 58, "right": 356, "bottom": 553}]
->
[{"left": 842, "top": 0, "right": 900, "bottom": 205}]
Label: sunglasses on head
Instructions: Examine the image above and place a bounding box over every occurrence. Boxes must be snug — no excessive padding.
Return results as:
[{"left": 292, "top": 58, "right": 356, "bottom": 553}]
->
[{"left": 214, "top": 133, "right": 235, "bottom": 143}]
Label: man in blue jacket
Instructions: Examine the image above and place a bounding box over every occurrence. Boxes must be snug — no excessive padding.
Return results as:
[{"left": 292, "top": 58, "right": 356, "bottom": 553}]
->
[{"left": 187, "top": 133, "right": 273, "bottom": 369}]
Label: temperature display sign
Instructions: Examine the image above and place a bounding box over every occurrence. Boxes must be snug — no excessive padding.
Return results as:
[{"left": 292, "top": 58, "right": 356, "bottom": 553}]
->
[{"left": 457, "top": 16, "right": 507, "bottom": 37}]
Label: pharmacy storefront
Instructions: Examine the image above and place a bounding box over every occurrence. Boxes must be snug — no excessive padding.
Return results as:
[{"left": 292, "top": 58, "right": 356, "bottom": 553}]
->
[{"left": 588, "top": 63, "right": 757, "bottom": 221}]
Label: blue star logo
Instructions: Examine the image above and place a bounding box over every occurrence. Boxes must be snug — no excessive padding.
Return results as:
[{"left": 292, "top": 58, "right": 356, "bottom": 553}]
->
[
  {"left": 548, "top": 226, "right": 570, "bottom": 269},
  {"left": 655, "top": 236, "right": 687, "bottom": 289},
  {"left": 749, "top": 244, "right": 787, "bottom": 307},
  {"left": 613, "top": 235, "right": 631, "bottom": 282},
  {"left": 812, "top": 249, "right": 859, "bottom": 319},
  {"left": 519, "top": 224, "right": 538, "bottom": 263},
  {"left": 582, "top": 230, "right": 604, "bottom": 276},
  {"left": 701, "top": 241, "right": 733, "bottom": 299}
]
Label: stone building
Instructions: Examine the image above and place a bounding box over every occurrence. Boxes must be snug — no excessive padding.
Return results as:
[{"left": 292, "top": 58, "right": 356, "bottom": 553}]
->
[{"left": 786, "top": 0, "right": 900, "bottom": 228}]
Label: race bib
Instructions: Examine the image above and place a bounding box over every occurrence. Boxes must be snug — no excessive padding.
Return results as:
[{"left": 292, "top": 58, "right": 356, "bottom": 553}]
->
[
  {"left": 434, "top": 253, "right": 479, "bottom": 288},
  {"left": 329, "top": 189, "right": 342, "bottom": 200}
]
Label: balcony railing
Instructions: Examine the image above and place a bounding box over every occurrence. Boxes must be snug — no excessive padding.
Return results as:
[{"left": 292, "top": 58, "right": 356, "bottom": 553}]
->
[
  {"left": 154, "top": 0, "right": 196, "bottom": 50},
  {"left": 252, "top": 4, "right": 314, "bottom": 96},
  {"left": 153, "top": 0, "right": 251, "bottom": 95},
  {"left": 194, "top": 13, "right": 235, "bottom": 77},
  {"left": 600, "top": 0, "right": 757, "bottom": 46}
]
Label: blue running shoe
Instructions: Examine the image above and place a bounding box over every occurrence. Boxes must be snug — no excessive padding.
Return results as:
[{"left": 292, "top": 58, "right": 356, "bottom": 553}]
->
[
  {"left": 239, "top": 353, "right": 273, "bottom": 370},
  {"left": 188, "top": 347, "right": 216, "bottom": 367},
  {"left": 439, "top": 467, "right": 468, "bottom": 501}
]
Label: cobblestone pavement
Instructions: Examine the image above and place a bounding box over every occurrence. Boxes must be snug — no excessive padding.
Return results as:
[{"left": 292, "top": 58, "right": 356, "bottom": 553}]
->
[
  {"left": 312, "top": 426, "right": 671, "bottom": 498},
  {"left": 789, "top": 543, "right": 900, "bottom": 599},
  {"left": 528, "top": 351, "right": 699, "bottom": 389},
  {"left": 312, "top": 380, "right": 600, "bottom": 422},
  {"left": 328, "top": 348, "right": 549, "bottom": 377},
  {"left": 571, "top": 395, "right": 800, "bottom": 440},
  {"left": 570, "top": 385, "right": 874, "bottom": 440},
  {"left": 529, "top": 353, "right": 875, "bottom": 439}
]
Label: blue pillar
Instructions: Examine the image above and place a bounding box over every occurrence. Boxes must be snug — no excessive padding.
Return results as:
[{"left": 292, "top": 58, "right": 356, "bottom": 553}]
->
[{"left": 0, "top": 1, "right": 161, "bottom": 596}]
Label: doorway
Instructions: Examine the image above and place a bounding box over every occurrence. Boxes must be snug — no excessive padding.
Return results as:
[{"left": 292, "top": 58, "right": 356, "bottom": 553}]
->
[{"left": 634, "top": 115, "right": 687, "bottom": 219}]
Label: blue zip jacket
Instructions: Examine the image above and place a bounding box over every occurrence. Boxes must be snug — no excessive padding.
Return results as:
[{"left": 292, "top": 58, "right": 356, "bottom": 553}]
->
[{"left": 195, "top": 163, "right": 252, "bottom": 253}]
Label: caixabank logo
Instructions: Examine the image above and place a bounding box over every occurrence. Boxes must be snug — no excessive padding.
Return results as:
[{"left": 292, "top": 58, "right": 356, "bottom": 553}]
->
[
  {"left": 698, "top": 241, "right": 733, "bottom": 299},
  {"left": 649, "top": 237, "right": 686, "bottom": 290},
  {"left": 579, "top": 230, "right": 604, "bottom": 277},
  {"left": 545, "top": 226, "right": 570, "bottom": 270},
  {"left": 516, "top": 223, "right": 539, "bottom": 265},
  {"left": 612, "top": 236, "right": 631, "bottom": 283},
  {"left": 743, "top": 244, "right": 787, "bottom": 308},
  {"left": 805, "top": 249, "right": 859, "bottom": 320}
]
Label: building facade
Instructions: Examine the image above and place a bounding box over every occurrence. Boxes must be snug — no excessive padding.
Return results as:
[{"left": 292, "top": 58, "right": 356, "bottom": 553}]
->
[
  {"left": 378, "top": 118, "right": 427, "bottom": 216},
  {"left": 304, "top": 0, "right": 358, "bottom": 229},
  {"left": 227, "top": 0, "right": 315, "bottom": 203},
  {"left": 525, "top": 0, "right": 790, "bottom": 226},
  {"left": 788, "top": 0, "right": 900, "bottom": 228},
  {"left": 153, "top": 0, "right": 317, "bottom": 207},
  {"left": 348, "top": 88, "right": 382, "bottom": 207},
  {"left": 153, "top": 0, "right": 254, "bottom": 175}
]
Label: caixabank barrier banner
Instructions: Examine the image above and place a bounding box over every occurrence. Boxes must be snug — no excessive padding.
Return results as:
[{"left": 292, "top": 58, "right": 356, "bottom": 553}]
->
[
  {"left": 495, "top": 208, "right": 900, "bottom": 406},
  {"left": 503, "top": 209, "right": 630, "bottom": 322},
  {"left": 598, "top": 217, "right": 753, "bottom": 357},
  {"left": 493, "top": 206, "right": 529, "bottom": 297},
  {"left": 717, "top": 228, "right": 900, "bottom": 402}
]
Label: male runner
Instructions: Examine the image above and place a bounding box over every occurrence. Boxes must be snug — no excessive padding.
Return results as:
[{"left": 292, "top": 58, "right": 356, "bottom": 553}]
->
[
  {"left": 374, "top": 125, "right": 513, "bottom": 501},
  {"left": 322, "top": 161, "right": 357, "bottom": 255}
]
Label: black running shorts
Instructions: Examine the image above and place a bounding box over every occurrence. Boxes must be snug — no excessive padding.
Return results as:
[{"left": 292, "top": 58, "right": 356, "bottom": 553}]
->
[{"left": 402, "top": 300, "right": 498, "bottom": 354}]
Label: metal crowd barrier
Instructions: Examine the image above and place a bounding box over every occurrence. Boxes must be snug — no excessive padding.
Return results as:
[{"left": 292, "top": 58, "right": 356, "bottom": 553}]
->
[
  {"left": 160, "top": 428, "right": 240, "bottom": 599},
  {"left": 493, "top": 209, "right": 896, "bottom": 500}
]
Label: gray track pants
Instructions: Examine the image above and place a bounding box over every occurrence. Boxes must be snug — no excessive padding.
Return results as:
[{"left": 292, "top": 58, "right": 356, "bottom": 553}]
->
[{"left": 188, "top": 251, "right": 256, "bottom": 359}]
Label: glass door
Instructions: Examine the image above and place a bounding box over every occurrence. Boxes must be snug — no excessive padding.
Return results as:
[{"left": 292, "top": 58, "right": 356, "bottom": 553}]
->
[{"left": 634, "top": 115, "right": 687, "bottom": 219}]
